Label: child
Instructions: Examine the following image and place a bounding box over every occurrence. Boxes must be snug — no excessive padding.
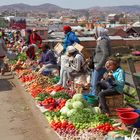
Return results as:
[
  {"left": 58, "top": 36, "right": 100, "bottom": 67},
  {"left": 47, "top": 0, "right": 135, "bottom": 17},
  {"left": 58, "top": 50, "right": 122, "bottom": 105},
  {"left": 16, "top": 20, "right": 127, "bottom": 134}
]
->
[{"left": 97, "top": 57, "right": 125, "bottom": 116}]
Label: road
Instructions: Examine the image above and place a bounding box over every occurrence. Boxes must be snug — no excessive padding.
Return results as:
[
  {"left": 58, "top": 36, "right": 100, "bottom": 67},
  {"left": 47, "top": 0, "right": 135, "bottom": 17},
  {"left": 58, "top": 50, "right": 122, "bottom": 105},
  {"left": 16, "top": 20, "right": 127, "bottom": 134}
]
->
[{"left": 0, "top": 72, "right": 59, "bottom": 140}]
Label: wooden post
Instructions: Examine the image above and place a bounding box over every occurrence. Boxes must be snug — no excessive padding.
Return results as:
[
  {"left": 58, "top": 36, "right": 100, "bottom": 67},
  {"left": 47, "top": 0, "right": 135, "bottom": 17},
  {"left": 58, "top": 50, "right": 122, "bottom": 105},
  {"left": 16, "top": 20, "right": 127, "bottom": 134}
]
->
[{"left": 127, "top": 58, "right": 140, "bottom": 102}]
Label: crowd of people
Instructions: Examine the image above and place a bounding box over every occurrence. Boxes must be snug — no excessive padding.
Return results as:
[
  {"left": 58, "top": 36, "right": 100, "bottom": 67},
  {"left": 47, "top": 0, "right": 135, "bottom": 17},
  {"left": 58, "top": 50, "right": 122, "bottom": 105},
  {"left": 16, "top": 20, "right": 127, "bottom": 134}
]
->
[{"left": 0, "top": 25, "right": 125, "bottom": 116}]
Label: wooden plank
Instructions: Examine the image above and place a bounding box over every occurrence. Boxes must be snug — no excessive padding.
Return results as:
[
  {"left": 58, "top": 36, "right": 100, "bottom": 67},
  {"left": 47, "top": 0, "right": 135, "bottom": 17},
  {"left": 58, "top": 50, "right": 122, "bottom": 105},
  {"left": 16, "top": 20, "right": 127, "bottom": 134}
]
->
[
  {"left": 126, "top": 103, "right": 138, "bottom": 109},
  {"left": 123, "top": 91, "right": 135, "bottom": 98},
  {"left": 127, "top": 58, "right": 140, "bottom": 102}
]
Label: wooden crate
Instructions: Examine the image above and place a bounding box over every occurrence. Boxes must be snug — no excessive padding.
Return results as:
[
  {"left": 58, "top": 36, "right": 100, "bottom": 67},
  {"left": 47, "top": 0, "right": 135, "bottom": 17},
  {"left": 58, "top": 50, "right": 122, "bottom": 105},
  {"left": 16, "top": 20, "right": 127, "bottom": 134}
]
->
[{"left": 106, "top": 94, "right": 124, "bottom": 115}]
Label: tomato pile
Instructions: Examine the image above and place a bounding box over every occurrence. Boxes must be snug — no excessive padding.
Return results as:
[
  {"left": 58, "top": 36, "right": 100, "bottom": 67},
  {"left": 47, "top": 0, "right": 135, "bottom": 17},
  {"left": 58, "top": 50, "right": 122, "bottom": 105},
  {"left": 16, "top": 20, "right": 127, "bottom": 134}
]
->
[{"left": 93, "top": 123, "right": 115, "bottom": 134}]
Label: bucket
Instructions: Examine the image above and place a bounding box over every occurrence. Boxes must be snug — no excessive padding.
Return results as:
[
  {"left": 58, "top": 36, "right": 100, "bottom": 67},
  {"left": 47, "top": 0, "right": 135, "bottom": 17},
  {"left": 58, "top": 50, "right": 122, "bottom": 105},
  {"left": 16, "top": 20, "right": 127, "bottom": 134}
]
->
[
  {"left": 86, "top": 95, "right": 99, "bottom": 106},
  {"left": 133, "top": 109, "right": 140, "bottom": 128}
]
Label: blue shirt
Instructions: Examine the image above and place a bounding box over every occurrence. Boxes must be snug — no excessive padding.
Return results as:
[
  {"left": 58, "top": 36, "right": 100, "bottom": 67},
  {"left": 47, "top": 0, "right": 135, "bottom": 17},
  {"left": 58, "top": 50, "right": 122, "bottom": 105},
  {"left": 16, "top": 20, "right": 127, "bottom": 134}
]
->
[
  {"left": 112, "top": 67, "right": 125, "bottom": 93},
  {"left": 39, "top": 49, "right": 56, "bottom": 65},
  {"left": 63, "top": 31, "right": 80, "bottom": 52}
]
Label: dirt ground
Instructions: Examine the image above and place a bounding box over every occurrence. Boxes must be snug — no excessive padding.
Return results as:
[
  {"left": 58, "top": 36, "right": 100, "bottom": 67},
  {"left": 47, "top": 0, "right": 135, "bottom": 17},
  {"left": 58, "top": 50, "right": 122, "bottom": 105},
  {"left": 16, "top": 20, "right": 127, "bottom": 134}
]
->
[{"left": 0, "top": 72, "right": 59, "bottom": 140}]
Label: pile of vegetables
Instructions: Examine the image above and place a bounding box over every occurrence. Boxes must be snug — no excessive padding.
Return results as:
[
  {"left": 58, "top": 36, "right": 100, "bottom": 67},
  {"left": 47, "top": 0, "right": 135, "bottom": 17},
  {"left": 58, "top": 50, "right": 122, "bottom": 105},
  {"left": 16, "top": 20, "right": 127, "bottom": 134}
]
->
[{"left": 14, "top": 63, "right": 131, "bottom": 140}]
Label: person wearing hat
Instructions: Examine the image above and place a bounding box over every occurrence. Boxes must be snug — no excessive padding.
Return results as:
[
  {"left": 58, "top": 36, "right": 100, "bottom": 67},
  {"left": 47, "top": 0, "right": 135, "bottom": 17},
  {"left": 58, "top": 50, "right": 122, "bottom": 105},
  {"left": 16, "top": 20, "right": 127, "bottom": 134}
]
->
[
  {"left": 63, "top": 25, "right": 80, "bottom": 53},
  {"left": 56, "top": 45, "right": 84, "bottom": 88},
  {"left": 30, "top": 28, "right": 42, "bottom": 49},
  {"left": 0, "top": 31, "right": 7, "bottom": 75}
]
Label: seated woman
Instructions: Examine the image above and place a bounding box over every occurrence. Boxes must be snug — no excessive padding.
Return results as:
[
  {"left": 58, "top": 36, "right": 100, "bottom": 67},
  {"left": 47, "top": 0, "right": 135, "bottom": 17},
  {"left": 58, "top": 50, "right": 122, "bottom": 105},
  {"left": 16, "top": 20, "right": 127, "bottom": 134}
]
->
[
  {"left": 38, "top": 44, "right": 57, "bottom": 74},
  {"left": 97, "top": 57, "right": 125, "bottom": 116},
  {"left": 56, "top": 45, "right": 84, "bottom": 88}
]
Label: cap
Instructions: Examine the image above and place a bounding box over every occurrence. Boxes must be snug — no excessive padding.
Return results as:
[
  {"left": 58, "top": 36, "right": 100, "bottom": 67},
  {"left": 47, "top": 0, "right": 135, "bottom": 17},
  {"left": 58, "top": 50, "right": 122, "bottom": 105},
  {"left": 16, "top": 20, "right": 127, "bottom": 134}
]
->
[
  {"left": 67, "top": 45, "right": 76, "bottom": 53},
  {"left": 63, "top": 26, "right": 72, "bottom": 32}
]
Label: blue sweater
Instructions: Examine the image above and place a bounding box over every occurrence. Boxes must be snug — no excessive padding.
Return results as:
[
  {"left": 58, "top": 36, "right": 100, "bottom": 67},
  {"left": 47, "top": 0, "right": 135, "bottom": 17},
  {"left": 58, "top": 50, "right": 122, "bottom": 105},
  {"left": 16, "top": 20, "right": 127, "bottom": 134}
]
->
[
  {"left": 39, "top": 49, "right": 56, "bottom": 65},
  {"left": 63, "top": 31, "right": 80, "bottom": 52},
  {"left": 112, "top": 67, "right": 125, "bottom": 93}
]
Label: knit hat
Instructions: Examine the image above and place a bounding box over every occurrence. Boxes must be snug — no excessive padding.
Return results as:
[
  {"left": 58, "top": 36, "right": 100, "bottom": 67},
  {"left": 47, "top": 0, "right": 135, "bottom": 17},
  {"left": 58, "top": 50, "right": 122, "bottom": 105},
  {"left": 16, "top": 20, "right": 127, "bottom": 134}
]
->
[
  {"left": 63, "top": 26, "right": 72, "bottom": 32},
  {"left": 67, "top": 46, "right": 76, "bottom": 53}
]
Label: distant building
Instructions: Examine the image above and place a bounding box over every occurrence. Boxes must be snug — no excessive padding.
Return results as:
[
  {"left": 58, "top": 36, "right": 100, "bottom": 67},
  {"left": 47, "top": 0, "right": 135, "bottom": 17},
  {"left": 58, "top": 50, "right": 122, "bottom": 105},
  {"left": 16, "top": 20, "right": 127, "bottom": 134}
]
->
[
  {"left": 107, "top": 28, "right": 128, "bottom": 38},
  {"left": 107, "top": 14, "right": 117, "bottom": 21},
  {"left": 132, "top": 21, "right": 140, "bottom": 27},
  {"left": 6, "top": 16, "right": 26, "bottom": 29},
  {"left": 126, "top": 27, "right": 140, "bottom": 37}
]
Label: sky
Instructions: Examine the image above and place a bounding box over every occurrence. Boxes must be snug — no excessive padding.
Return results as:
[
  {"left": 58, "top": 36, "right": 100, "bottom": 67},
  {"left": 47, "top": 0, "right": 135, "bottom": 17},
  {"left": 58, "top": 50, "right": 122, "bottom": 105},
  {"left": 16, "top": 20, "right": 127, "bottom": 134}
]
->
[{"left": 0, "top": 0, "right": 139, "bottom": 9}]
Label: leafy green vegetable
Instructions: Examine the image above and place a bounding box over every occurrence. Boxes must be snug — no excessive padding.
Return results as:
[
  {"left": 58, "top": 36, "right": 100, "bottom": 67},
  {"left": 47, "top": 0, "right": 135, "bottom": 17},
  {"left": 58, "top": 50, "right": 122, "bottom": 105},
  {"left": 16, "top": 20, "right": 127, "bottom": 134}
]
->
[
  {"left": 114, "top": 130, "right": 131, "bottom": 137},
  {"left": 53, "top": 92, "right": 70, "bottom": 99}
]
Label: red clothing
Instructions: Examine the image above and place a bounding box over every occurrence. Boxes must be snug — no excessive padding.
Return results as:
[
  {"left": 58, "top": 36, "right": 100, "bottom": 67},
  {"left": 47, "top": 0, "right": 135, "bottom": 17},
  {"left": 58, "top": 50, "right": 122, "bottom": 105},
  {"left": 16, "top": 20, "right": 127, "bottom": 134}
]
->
[
  {"left": 30, "top": 33, "right": 42, "bottom": 48},
  {"left": 26, "top": 45, "right": 36, "bottom": 60}
]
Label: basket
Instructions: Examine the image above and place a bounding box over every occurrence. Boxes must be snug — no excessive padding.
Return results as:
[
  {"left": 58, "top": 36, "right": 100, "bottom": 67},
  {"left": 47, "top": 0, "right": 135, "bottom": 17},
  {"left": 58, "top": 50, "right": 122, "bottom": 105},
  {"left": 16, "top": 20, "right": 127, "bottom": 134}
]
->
[
  {"left": 6, "top": 51, "right": 17, "bottom": 60},
  {"left": 116, "top": 108, "right": 134, "bottom": 116},
  {"left": 87, "top": 95, "right": 99, "bottom": 106},
  {"left": 119, "top": 112, "right": 139, "bottom": 125}
]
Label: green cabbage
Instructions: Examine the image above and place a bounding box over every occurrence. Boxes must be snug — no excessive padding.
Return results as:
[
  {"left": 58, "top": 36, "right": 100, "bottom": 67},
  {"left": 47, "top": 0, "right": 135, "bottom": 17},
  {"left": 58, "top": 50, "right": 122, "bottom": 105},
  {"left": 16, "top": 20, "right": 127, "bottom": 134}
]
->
[
  {"left": 65, "top": 101, "right": 73, "bottom": 109},
  {"left": 60, "top": 107, "right": 69, "bottom": 115},
  {"left": 72, "top": 101, "right": 84, "bottom": 109},
  {"left": 93, "top": 107, "right": 101, "bottom": 114},
  {"left": 72, "top": 94, "right": 83, "bottom": 101},
  {"left": 67, "top": 109, "right": 77, "bottom": 117}
]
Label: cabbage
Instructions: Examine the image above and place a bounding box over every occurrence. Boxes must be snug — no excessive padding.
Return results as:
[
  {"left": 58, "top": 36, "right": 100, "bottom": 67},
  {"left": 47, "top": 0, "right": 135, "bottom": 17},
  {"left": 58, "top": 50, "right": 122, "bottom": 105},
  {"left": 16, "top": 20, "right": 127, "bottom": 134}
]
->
[
  {"left": 60, "top": 107, "right": 69, "bottom": 115},
  {"left": 65, "top": 101, "right": 73, "bottom": 109},
  {"left": 83, "top": 108, "right": 92, "bottom": 113},
  {"left": 67, "top": 99, "right": 72, "bottom": 103},
  {"left": 93, "top": 107, "right": 101, "bottom": 114},
  {"left": 67, "top": 109, "right": 77, "bottom": 117},
  {"left": 72, "top": 101, "right": 84, "bottom": 109},
  {"left": 73, "top": 94, "right": 83, "bottom": 101}
]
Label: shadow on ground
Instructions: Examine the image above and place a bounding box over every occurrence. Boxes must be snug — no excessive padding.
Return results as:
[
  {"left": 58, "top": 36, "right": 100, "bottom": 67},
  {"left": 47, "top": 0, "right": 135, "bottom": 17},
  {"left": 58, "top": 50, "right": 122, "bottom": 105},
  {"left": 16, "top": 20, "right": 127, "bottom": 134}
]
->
[{"left": 0, "top": 79, "right": 14, "bottom": 91}]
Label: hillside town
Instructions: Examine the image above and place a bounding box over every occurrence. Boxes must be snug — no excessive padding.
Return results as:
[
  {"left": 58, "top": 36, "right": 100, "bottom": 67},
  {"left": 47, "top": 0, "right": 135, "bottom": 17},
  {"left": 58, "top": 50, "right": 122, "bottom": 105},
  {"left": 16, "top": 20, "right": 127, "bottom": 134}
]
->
[{"left": 0, "top": 2, "right": 140, "bottom": 140}]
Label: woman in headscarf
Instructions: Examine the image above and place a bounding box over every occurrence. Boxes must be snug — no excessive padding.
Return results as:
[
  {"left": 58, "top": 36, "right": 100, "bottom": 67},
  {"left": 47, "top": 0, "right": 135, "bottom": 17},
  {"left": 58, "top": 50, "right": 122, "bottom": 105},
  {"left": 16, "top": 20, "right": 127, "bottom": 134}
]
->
[{"left": 90, "top": 27, "right": 111, "bottom": 95}]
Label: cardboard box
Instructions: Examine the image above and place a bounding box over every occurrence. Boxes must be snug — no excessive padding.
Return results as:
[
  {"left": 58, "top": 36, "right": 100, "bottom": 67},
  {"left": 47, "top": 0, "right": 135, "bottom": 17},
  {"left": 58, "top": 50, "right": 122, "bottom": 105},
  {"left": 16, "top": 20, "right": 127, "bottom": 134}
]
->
[
  {"left": 54, "top": 43, "right": 63, "bottom": 55},
  {"left": 73, "top": 43, "right": 84, "bottom": 52}
]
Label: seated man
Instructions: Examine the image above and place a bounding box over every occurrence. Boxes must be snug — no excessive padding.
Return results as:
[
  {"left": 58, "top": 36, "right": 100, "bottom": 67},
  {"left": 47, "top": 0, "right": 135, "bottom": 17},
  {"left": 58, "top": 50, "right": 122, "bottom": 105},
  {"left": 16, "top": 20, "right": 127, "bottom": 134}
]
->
[
  {"left": 97, "top": 57, "right": 125, "bottom": 116},
  {"left": 56, "top": 45, "right": 84, "bottom": 88},
  {"left": 38, "top": 44, "right": 57, "bottom": 74}
]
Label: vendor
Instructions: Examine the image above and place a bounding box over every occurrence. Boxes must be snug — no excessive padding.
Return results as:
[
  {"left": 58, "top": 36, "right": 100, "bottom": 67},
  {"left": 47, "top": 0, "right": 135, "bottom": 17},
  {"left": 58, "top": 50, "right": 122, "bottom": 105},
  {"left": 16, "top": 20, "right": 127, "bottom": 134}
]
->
[
  {"left": 97, "top": 57, "right": 125, "bottom": 116},
  {"left": 38, "top": 44, "right": 57, "bottom": 74},
  {"left": 63, "top": 25, "right": 80, "bottom": 53},
  {"left": 56, "top": 45, "right": 84, "bottom": 88},
  {"left": 30, "top": 28, "right": 42, "bottom": 49}
]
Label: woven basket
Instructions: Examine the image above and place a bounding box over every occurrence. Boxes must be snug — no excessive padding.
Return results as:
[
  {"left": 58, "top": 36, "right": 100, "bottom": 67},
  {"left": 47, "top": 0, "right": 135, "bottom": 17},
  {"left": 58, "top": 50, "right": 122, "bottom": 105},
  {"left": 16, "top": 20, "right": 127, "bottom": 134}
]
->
[{"left": 106, "top": 94, "right": 124, "bottom": 115}]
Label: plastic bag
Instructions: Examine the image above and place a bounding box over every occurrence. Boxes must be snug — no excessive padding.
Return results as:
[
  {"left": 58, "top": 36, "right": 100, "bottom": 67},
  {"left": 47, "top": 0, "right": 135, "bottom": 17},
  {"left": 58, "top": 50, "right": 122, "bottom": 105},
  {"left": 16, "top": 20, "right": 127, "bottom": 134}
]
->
[
  {"left": 6, "top": 51, "right": 17, "bottom": 60},
  {"left": 125, "top": 128, "right": 140, "bottom": 140}
]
